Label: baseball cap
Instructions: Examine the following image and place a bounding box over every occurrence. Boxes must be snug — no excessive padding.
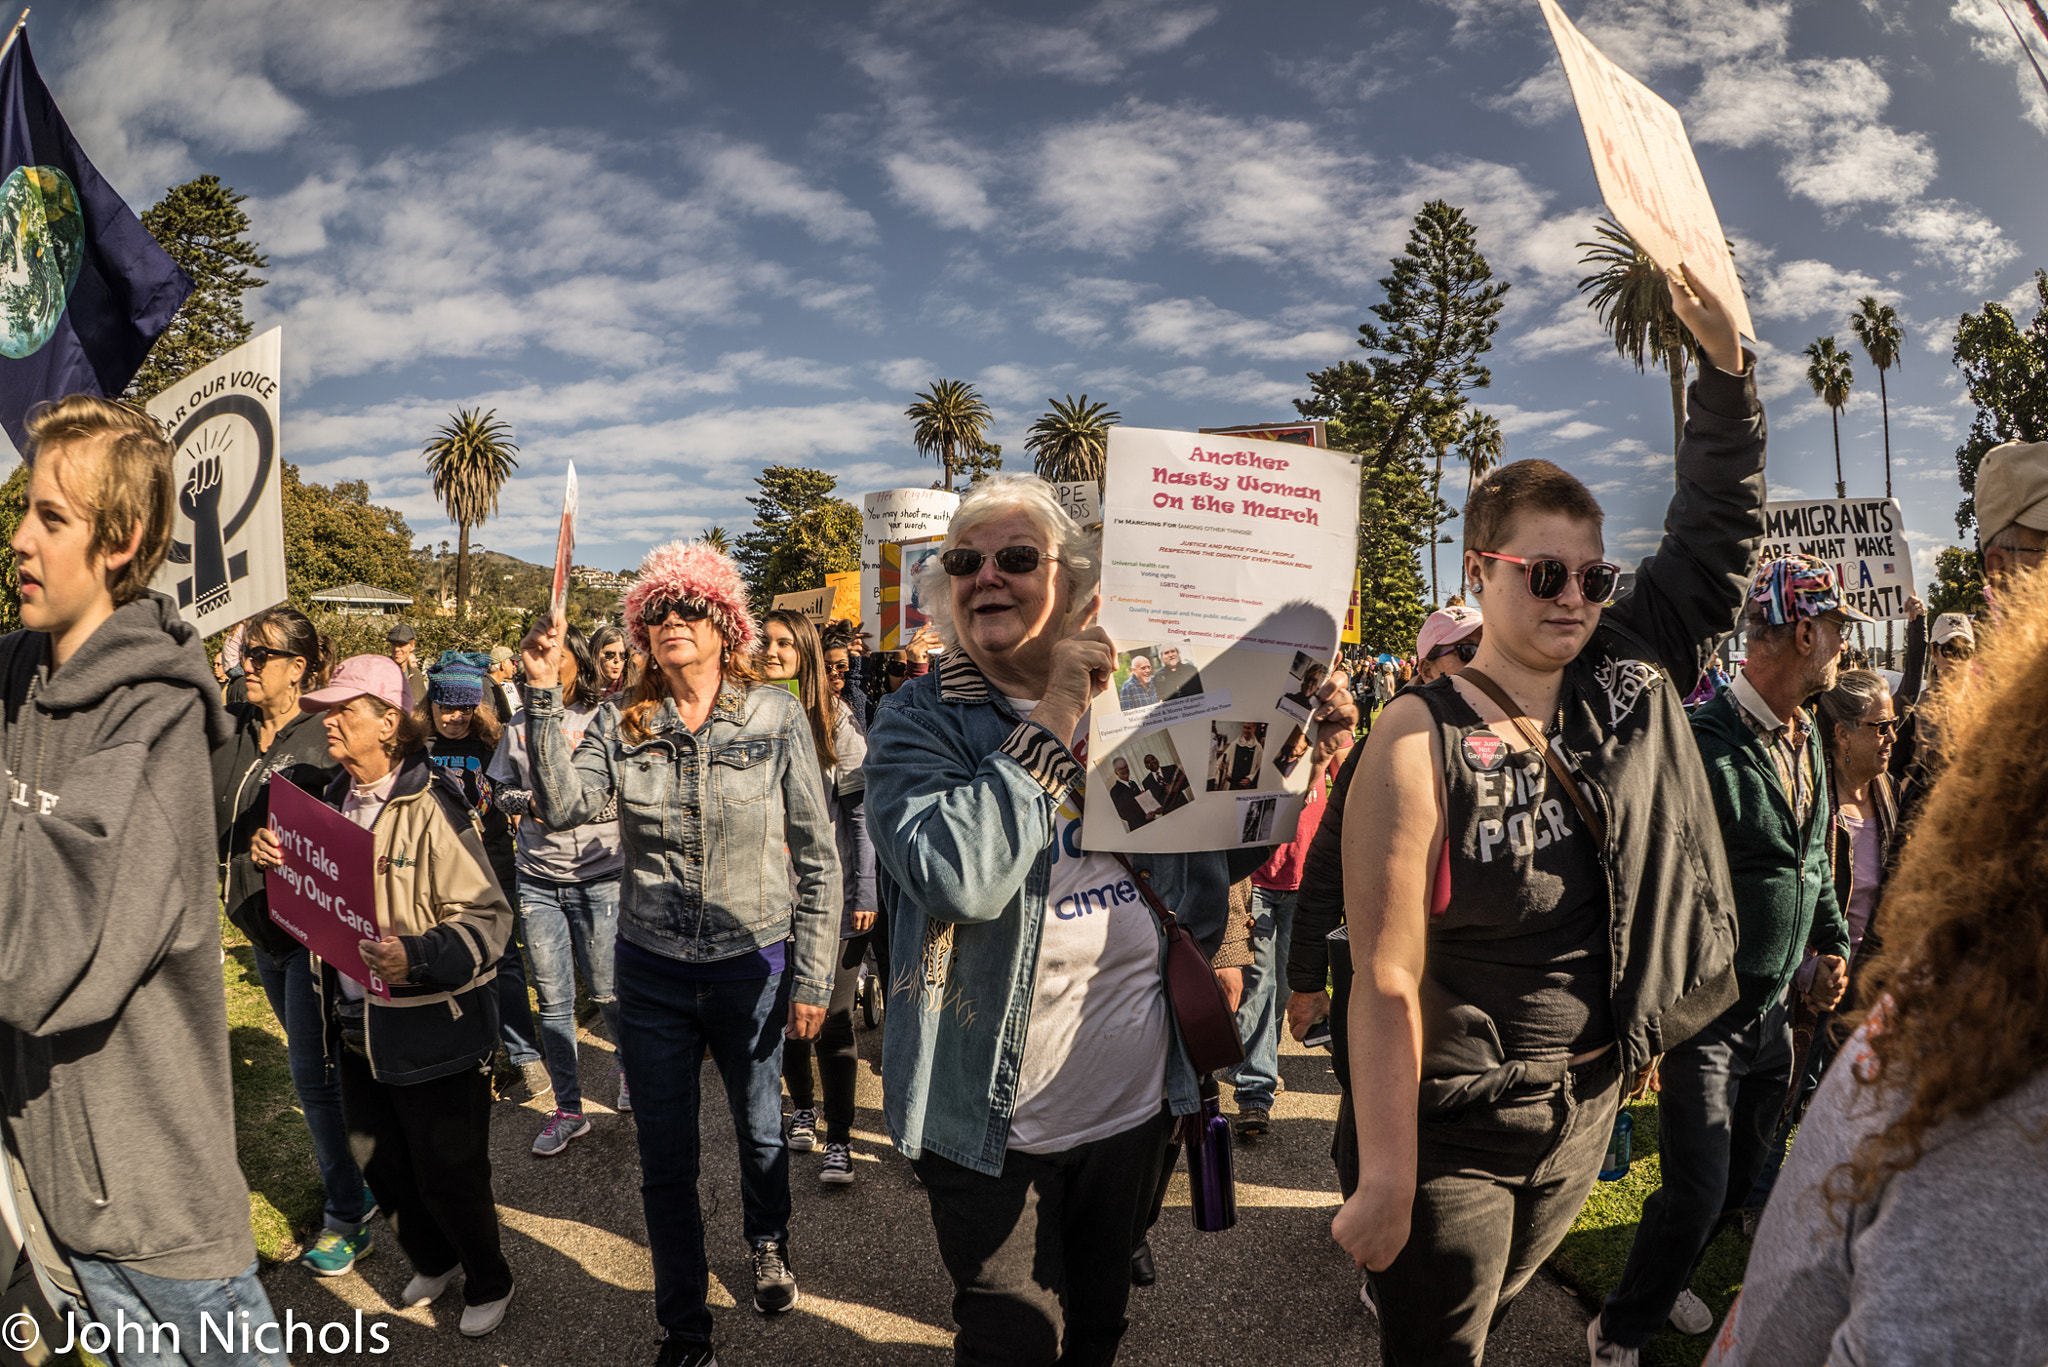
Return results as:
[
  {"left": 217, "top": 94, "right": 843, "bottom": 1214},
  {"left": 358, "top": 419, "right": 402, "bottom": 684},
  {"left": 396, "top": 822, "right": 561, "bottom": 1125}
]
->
[
  {"left": 385, "top": 621, "right": 417, "bottom": 644},
  {"left": 1416, "top": 605, "right": 1483, "bottom": 659},
  {"left": 1930, "top": 613, "right": 1977, "bottom": 648},
  {"left": 1748, "top": 555, "right": 1875, "bottom": 627},
  {"left": 1975, "top": 440, "right": 2048, "bottom": 543},
  {"left": 300, "top": 654, "right": 415, "bottom": 714}
]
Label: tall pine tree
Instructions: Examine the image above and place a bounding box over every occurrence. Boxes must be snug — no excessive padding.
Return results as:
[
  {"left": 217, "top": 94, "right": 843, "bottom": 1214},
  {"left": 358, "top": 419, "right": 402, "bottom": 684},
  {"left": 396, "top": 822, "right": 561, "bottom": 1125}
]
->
[
  {"left": 126, "top": 175, "right": 270, "bottom": 401},
  {"left": 1297, "top": 200, "right": 1506, "bottom": 652},
  {"left": 736, "top": 466, "right": 861, "bottom": 606}
]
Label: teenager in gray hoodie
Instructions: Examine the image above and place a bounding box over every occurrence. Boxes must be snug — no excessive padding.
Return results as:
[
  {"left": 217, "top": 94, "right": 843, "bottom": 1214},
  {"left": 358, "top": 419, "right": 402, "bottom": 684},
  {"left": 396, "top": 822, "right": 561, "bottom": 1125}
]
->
[{"left": 0, "top": 397, "right": 281, "bottom": 1365}]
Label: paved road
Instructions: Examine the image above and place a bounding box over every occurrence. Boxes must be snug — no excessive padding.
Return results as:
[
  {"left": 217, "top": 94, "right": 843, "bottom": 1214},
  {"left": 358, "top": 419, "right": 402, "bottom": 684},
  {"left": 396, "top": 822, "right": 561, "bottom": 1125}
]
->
[{"left": 262, "top": 1019, "right": 1593, "bottom": 1366}]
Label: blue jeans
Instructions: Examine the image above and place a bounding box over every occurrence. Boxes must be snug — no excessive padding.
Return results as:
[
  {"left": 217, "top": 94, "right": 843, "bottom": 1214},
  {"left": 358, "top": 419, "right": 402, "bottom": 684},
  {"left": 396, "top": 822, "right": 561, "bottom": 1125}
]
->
[
  {"left": 1226, "top": 886, "right": 1297, "bottom": 1111},
  {"left": 68, "top": 1256, "right": 285, "bottom": 1367},
  {"left": 494, "top": 898, "right": 543, "bottom": 1068},
  {"left": 519, "top": 873, "right": 622, "bottom": 1115},
  {"left": 250, "top": 941, "right": 370, "bottom": 1234},
  {"left": 616, "top": 951, "right": 792, "bottom": 1345},
  {"left": 1600, "top": 994, "right": 1793, "bottom": 1349}
]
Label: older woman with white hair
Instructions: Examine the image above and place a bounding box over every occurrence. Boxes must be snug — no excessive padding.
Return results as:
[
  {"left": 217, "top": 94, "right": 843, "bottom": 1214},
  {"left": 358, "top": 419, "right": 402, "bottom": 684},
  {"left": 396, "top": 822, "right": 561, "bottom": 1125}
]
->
[{"left": 865, "top": 473, "right": 1351, "bottom": 1366}]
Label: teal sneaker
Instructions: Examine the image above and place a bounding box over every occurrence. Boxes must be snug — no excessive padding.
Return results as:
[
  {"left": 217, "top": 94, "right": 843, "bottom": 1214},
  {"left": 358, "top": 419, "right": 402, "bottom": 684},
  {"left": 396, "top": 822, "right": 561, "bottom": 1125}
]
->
[{"left": 301, "top": 1226, "right": 373, "bottom": 1277}]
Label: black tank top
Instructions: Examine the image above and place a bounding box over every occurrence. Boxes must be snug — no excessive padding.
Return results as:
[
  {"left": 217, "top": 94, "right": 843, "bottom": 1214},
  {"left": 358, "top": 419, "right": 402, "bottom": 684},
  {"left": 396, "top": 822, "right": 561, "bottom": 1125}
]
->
[{"left": 1416, "top": 676, "right": 1614, "bottom": 1065}]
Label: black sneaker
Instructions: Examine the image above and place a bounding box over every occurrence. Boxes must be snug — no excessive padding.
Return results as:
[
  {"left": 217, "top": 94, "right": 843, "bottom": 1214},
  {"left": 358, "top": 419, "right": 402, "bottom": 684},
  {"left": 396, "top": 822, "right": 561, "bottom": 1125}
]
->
[
  {"left": 653, "top": 1335, "right": 718, "bottom": 1367},
  {"left": 751, "top": 1240, "right": 798, "bottom": 1314}
]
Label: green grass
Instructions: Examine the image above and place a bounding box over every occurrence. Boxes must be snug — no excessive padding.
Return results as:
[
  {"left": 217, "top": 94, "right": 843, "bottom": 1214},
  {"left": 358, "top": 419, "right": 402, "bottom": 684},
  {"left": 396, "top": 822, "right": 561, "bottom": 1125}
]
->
[
  {"left": 1549, "top": 1097, "right": 1754, "bottom": 1367},
  {"left": 220, "top": 915, "right": 323, "bottom": 1263}
]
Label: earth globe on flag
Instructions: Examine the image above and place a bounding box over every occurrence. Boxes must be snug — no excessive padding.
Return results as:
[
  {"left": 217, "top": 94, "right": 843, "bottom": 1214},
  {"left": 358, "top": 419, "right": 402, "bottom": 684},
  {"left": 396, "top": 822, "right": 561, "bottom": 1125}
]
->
[{"left": 0, "top": 164, "right": 83, "bottom": 359}]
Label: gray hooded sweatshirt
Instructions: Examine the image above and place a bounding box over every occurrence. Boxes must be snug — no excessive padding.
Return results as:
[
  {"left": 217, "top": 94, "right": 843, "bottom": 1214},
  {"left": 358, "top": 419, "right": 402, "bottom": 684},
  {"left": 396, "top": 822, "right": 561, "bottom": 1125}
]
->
[{"left": 0, "top": 592, "right": 256, "bottom": 1281}]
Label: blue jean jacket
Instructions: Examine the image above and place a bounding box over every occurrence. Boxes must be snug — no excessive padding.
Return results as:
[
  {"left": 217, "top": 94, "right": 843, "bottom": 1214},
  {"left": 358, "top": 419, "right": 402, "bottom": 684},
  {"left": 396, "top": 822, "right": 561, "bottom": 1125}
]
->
[
  {"left": 865, "top": 653, "right": 1229, "bottom": 1175},
  {"left": 524, "top": 680, "right": 840, "bottom": 1008}
]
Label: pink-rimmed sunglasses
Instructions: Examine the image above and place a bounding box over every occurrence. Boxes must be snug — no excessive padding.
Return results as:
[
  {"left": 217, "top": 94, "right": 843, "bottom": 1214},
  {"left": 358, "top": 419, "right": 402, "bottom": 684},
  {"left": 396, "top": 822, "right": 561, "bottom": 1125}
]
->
[{"left": 1479, "top": 551, "right": 1622, "bottom": 605}]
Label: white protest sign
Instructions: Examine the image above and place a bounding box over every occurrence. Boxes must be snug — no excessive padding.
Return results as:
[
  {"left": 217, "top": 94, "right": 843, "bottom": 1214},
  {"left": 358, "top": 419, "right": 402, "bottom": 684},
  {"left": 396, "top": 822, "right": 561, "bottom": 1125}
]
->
[
  {"left": 860, "top": 488, "right": 957, "bottom": 638},
  {"left": 549, "top": 463, "right": 577, "bottom": 625},
  {"left": 148, "top": 327, "right": 286, "bottom": 635},
  {"left": 1538, "top": 0, "right": 1755, "bottom": 342},
  {"left": 1759, "top": 497, "right": 1916, "bottom": 621},
  {"left": 1051, "top": 480, "right": 1100, "bottom": 526},
  {"left": 1081, "top": 427, "right": 1360, "bottom": 854}
]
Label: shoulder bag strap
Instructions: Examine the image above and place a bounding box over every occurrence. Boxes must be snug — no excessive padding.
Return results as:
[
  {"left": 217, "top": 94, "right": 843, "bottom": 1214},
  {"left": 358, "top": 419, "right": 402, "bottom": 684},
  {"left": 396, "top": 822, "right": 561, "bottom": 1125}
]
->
[{"left": 1456, "top": 668, "right": 1606, "bottom": 847}]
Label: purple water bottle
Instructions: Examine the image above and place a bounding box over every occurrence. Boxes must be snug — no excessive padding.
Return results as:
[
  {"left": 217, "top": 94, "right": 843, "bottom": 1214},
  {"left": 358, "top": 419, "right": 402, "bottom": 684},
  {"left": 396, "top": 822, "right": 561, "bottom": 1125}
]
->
[{"left": 1184, "top": 1093, "right": 1237, "bottom": 1232}]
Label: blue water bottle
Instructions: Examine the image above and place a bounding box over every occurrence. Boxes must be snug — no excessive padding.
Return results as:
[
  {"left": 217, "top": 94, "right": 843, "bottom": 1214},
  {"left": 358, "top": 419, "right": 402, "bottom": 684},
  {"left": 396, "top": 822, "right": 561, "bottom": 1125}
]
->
[{"left": 1599, "top": 1109, "right": 1633, "bottom": 1182}]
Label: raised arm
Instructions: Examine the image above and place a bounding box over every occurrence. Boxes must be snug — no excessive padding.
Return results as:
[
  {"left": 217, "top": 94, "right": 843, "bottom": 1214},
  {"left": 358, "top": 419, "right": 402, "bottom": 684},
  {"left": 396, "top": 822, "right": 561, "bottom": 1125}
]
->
[
  {"left": 1329, "top": 694, "right": 1445, "bottom": 1273},
  {"left": 1606, "top": 264, "right": 1767, "bottom": 683},
  {"left": 863, "top": 701, "right": 1068, "bottom": 924}
]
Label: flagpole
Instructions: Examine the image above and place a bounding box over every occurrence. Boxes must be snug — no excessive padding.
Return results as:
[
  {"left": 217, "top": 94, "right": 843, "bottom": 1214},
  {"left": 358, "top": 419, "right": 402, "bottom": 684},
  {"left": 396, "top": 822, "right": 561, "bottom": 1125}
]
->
[{"left": 0, "top": 10, "right": 29, "bottom": 64}]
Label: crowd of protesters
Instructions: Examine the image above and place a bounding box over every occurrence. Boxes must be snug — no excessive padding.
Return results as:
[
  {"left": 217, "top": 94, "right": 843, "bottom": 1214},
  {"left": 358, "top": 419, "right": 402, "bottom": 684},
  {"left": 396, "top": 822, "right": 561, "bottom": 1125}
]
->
[{"left": 4, "top": 263, "right": 2048, "bottom": 1367}]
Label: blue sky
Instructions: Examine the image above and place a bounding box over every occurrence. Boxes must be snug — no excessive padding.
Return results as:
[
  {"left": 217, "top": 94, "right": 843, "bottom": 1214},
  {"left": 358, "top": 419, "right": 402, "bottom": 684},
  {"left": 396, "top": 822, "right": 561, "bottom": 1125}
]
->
[{"left": 20, "top": 0, "right": 2048, "bottom": 590}]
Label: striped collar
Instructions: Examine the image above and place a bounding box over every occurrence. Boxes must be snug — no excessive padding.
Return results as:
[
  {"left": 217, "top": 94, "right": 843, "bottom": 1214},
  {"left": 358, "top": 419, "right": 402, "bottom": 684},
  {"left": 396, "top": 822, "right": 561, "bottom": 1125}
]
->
[{"left": 936, "top": 650, "right": 992, "bottom": 704}]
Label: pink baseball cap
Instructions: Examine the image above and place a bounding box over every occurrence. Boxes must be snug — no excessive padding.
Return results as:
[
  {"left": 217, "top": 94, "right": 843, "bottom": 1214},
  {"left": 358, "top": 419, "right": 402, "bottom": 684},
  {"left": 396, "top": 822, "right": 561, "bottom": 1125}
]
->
[
  {"left": 299, "top": 654, "right": 415, "bottom": 714},
  {"left": 1417, "top": 605, "right": 1483, "bottom": 659}
]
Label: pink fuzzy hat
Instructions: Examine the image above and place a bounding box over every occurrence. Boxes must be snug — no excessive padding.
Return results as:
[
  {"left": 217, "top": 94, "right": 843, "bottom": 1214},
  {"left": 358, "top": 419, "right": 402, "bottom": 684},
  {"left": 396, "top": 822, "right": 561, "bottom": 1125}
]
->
[{"left": 620, "top": 540, "right": 758, "bottom": 655}]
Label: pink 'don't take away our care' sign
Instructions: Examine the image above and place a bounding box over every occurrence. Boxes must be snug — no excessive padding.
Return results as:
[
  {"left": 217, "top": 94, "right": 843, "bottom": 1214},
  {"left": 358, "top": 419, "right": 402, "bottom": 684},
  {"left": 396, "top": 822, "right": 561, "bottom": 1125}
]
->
[{"left": 265, "top": 777, "right": 388, "bottom": 998}]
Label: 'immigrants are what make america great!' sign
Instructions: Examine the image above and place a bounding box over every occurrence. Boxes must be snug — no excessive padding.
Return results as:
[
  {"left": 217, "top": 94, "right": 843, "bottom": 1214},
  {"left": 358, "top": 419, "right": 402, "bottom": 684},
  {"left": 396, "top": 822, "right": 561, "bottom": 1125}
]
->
[{"left": 1759, "top": 497, "right": 1916, "bottom": 621}]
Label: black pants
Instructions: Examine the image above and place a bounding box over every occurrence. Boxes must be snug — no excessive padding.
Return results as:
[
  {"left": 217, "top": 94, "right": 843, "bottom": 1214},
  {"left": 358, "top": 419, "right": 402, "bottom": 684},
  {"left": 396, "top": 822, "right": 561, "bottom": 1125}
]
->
[
  {"left": 783, "top": 937, "right": 863, "bottom": 1142},
  {"left": 915, "top": 1108, "right": 1175, "bottom": 1367},
  {"left": 1366, "top": 1054, "right": 1622, "bottom": 1367},
  {"left": 337, "top": 1046, "right": 511, "bottom": 1305},
  {"left": 1600, "top": 995, "right": 1793, "bottom": 1348}
]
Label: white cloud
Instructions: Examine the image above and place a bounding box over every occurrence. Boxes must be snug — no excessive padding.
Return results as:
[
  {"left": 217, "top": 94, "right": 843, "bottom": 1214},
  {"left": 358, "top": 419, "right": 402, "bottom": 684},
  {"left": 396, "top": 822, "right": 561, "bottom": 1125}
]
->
[
  {"left": 1544, "top": 420, "right": 1610, "bottom": 444},
  {"left": 1148, "top": 366, "right": 1303, "bottom": 410},
  {"left": 1751, "top": 259, "right": 1886, "bottom": 323},
  {"left": 1484, "top": 60, "right": 1572, "bottom": 126},
  {"left": 1951, "top": 0, "right": 2048, "bottom": 134},
  {"left": 49, "top": 0, "right": 644, "bottom": 196},
  {"left": 1879, "top": 199, "right": 2021, "bottom": 291},
  {"left": 884, "top": 154, "right": 995, "bottom": 231},
  {"left": 1489, "top": 403, "right": 1586, "bottom": 435},
  {"left": 880, "top": 0, "right": 1221, "bottom": 84},
  {"left": 693, "top": 138, "right": 877, "bottom": 245},
  {"left": 1124, "top": 297, "right": 1353, "bottom": 363},
  {"left": 1511, "top": 301, "right": 1611, "bottom": 360}
]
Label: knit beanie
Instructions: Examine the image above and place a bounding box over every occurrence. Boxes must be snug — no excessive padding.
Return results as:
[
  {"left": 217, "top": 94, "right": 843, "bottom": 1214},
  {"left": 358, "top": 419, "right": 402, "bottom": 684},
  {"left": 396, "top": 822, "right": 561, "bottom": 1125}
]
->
[{"left": 427, "top": 650, "right": 490, "bottom": 706}]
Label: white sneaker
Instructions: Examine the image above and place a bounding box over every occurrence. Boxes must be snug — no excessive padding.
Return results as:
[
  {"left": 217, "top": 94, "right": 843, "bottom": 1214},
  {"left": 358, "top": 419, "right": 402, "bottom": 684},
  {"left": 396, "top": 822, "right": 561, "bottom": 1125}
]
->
[
  {"left": 459, "top": 1283, "right": 514, "bottom": 1337},
  {"left": 1669, "top": 1289, "right": 1715, "bottom": 1335},
  {"left": 1587, "top": 1316, "right": 1639, "bottom": 1366},
  {"left": 1359, "top": 1278, "right": 1378, "bottom": 1319},
  {"left": 787, "top": 1109, "right": 816, "bottom": 1151},
  {"left": 400, "top": 1265, "right": 459, "bottom": 1308},
  {"left": 819, "top": 1141, "right": 854, "bottom": 1185}
]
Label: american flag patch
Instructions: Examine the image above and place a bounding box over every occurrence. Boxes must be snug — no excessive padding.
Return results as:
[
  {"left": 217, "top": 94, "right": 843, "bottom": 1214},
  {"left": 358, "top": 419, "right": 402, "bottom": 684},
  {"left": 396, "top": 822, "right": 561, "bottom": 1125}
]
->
[{"left": 1883, "top": 562, "right": 1895, "bottom": 574}]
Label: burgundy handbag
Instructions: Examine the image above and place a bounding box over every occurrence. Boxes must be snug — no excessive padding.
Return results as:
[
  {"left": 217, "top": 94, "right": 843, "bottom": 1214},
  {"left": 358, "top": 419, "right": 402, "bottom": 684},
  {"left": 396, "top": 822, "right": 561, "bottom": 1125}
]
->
[{"left": 1113, "top": 852, "right": 1246, "bottom": 1075}]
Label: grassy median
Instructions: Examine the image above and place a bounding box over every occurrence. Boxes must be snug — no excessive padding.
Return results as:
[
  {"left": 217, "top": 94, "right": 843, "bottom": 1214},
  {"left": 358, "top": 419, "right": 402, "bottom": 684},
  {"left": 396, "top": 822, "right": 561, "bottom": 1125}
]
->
[
  {"left": 221, "top": 915, "right": 323, "bottom": 1263},
  {"left": 1550, "top": 1096, "right": 1754, "bottom": 1367}
]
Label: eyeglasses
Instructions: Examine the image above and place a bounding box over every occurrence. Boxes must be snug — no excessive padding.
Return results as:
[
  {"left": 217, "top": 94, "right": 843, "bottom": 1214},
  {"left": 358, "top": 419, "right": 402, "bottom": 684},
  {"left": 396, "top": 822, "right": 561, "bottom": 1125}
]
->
[
  {"left": 1863, "top": 717, "right": 1900, "bottom": 737},
  {"left": 1937, "top": 641, "right": 1974, "bottom": 659},
  {"left": 639, "top": 598, "right": 712, "bottom": 629},
  {"left": 885, "top": 660, "right": 909, "bottom": 677},
  {"left": 243, "top": 646, "right": 302, "bottom": 669},
  {"left": 598, "top": 649, "right": 626, "bottom": 660},
  {"left": 1428, "top": 639, "right": 1480, "bottom": 664},
  {"left": 1479, "top": 551, "right": 1622, "bottom": 605},
  {"left": 939, "top": 545, "right": 1058, "bottom": 577}
]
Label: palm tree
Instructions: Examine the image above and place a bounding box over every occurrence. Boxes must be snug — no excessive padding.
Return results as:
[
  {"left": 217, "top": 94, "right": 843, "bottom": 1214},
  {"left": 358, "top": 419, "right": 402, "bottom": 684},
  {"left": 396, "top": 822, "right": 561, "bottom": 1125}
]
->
[
  {"left": 1576, "top": 218, "right": 1695, "bottom": 458},
  {"left": 421, "top": 408, "right": 519, "bottom": 617},
  {"left": 1847, "top": 297, "right": 1904, "bottom": 500},
  {"left": 1025, "top": 394, "right": 1121, "bottom": 483},
  {"left": 1803, "top": 336, "right": 1855, "bottom": 500},
  {"left": 1848, "top": 297, "right": 1906, "bottom": 661},
  {"left": 699, "top": 525, "right": 731, "bottom": 553},
  {"left": 1429, "top": 409, "right": 1501, "bottom": 605},
  {"left": 906, "top": 379, "right": 995, "bottom": 493}
]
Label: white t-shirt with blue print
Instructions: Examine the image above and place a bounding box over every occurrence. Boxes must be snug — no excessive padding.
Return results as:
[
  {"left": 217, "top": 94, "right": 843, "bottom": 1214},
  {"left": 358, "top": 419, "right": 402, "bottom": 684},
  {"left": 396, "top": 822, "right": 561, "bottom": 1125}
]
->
[{"left": 1004, "top": 697, "right": 1170, "bottom": 1154}]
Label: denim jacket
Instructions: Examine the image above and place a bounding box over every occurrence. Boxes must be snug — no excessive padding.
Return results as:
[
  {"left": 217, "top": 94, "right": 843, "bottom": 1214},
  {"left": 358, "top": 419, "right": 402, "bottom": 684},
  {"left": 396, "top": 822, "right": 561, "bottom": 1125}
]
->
[
  {"left": 865, "top": 652, "right": 1230, "bottom": 1175},
  {"left": 524, "top": 679, "right": 840, "bottom": 1008}
]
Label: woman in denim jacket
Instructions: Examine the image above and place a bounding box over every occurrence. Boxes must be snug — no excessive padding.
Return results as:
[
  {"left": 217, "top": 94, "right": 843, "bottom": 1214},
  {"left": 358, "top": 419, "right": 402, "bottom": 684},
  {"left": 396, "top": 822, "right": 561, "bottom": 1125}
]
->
[
  {"left": 866, "top": 475, "right": 1332, "bottom": 1366},
  {"left": 520, "top": 541, "right": 839, "bottom": 1367}
]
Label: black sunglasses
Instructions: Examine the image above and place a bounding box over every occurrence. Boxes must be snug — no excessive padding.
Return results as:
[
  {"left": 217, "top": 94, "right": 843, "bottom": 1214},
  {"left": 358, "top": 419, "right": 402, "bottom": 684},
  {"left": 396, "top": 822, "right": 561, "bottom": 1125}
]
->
[
  {"left": 1479, "top": 551, "right": 1623, "bottom": 605},
  {"left": 939, "top": 545, "right": 1059, "bottom": 577},
  {"left": 1429, "top": 639, "right": 1480, "bottom": 664},
  {"left": 243, "top": 646, "right": 302, "bottom": 669},
  {"left": 885, "top": 660, "right": 909, "bottom": 677},
  {"left": 1863, "top": 717, "right": 1900, "bottom": 737},
  {"left": 639, "top": 598, "right": 712, "bottom": 628}
]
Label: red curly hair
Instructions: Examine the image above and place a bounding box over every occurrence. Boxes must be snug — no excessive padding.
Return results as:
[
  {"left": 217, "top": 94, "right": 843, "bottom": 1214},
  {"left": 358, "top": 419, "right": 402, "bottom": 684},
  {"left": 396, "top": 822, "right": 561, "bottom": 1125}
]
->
[{"left": 1827, "top": 566, "right": 2048, "bottom": 1217}]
